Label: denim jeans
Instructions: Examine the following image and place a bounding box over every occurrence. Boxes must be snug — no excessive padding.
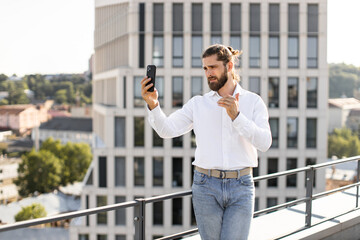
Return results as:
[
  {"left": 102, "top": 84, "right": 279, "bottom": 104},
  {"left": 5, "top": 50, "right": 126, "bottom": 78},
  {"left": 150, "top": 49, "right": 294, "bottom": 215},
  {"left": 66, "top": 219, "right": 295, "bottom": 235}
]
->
[{"left": 192, "top": 170, "right": 255, "bottom": 240}]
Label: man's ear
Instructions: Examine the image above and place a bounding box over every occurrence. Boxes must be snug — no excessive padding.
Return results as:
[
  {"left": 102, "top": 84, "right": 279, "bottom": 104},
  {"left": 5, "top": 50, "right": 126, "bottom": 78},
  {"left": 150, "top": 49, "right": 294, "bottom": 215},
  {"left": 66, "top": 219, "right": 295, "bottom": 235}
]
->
[{"left": 227, "top": 61, "right": 233, "bottom": 73}]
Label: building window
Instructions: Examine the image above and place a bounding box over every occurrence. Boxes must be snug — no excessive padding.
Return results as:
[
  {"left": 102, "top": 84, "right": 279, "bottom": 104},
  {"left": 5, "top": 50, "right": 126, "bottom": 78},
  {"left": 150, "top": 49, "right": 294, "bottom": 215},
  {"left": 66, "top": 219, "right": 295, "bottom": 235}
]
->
[
  {"left": 172, "top": 77, "right": 183, "bottom": 107},
  {"left": 230, "top": 3, "right": 241, "bottom": 67},
  {"left": 153, "top": 129, "right": 163, "bottom": 147},
  {"left": 269, "top": 118, "right": 279, "bottom": 148},
  {"left": 153, "top": 201, "right": 163, "bottom": 225},
  {"left": 308, "top": 4, "right": 318, "bottom": 33},
  {"left": 267, "top": 158, "right": 278, "bottom": 187},
  {"left": 288, "top": 4, "right": 299, "bottom": 68},
  {"left": 172, "top": 136, "right": 183, "bottom": 148},
  {"left": 153, "top": 4, "right": 164, "bottom": 67},
  {"left": 230, "top": 35, "right": 241, "bottom": 67},
  {"left": 115, "top": 157, "right": 125, "bottom": 187},
  {"left": 153, "top": 36, "right": 164, "bottom": 67},
  {"left": 249, "top": 77, "right": 260, "bottom": 95},
  {"left": 288, "top": 77, "right": 298, "bottom": 108},
  {"left": 269, "top": 4, "right": 280, "bottom": 68},
  {"left": 307, "top": 36, "right": 318, "bottom": 68},
  {"left": 172, "top": 198, "right": 183, "bottom": 225},
  {"left": 192, "top": 36, "right": 203, "bottom": 67},
  {"left": 115, "top": 236, "right": 126, "bottom": 240},
  {"left": 115, "top": 196, "right": 126, "bottom": 225},
  {"left": 267, "top": 198, "right": 278, "bottom": 208},
  {"left": 139, "top": 3, "right": 145, "bottom": 68},
  {"left": 288, "top": 37, "right": 299, "bottom": 68},
  {"left": 173, "top": 36, "right": 183, "bottom": 67},
  {"left": 172, "top": 157, "right": 183, "bottom": 187},
  {"left": 79, "top": 234, "right": 89, "bottom": 240},
  {"left": 153, "top": 157, "right": 164, "bottom": 186},
  {"left": 307, "top": 77, "right": 317, "bottom": 108},
  {"left": 173, "top": 4, "right": 183, "bottom": 67},
  {"left": 249, "top": 36, "right": 260, "bottom": 68},
  {"left": 211, "top": 3, "right": 222, "bottom": 44},
  {"left": 97, "top": 196, "right": 107, "bottom": 225},
  {"left": 191, "top": 131, "right": 196, "bottom": 148},
  {"left": 191, "top": 77, "right": 203, "bottom": 97},
  {"left": 250, "top": 4, "right": 260, "bottom": 68},
  {"left": 306, "top": 118, "right": 317, "bottom": 148},
  {"left": 287, "top": 118, "right": 298, "bottom": 148},
  {"left": 99, "top": 156, "right": 107, "bottom": 188},
  {"left": 286, "top": 158, "right": 297, "bottom": 187},
  {"left": 269, "top": 36, "right": 279, "bottom": 68},
  {"left": 134, "top": 157, "right": 145, "bottom": 186},
  {"left": 191, "top": 3, "right": 203, "bottom": 67},
  {"left": 173, "top": 3, "right": 183, "bottom": 32},
  {"left": 115, "top": 117, "right": 125, "bottom": 147},
  {"left": 134, "top": 76, "right": 143, "bottom": 108},
  {"left": 268, "top": 77, "right": 279, "bottom": 108},
  {"left": 134, "top": 117, "right": 144, "bottom": 147},
  {"left": 97, "top": 235, "right": 107, "bottom": 240}
]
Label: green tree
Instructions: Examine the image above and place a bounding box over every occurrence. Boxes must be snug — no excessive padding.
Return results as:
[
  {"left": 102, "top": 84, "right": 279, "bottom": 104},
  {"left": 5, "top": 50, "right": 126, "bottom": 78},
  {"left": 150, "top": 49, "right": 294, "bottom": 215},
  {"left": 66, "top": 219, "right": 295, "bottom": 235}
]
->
[
  {"left": 328, "top": 128, "right": 360, "bottom": 158},
  {"left": 329, "top": 63, "right": 360, "bottom": 98},
  {"left": 15, "top": 149, "right": 62, "bottom": 197},
  {"left": 61, "top": 142, "right": 92, "bottom": 185},
  {"left": 14, "top": 203, "right": 47, "bottom": 222},
  {"left": 39, "top": 137, "right": 92, "bottom": 186},
  {"left": 55, "top": 89, "right": 68, "bottom": 104}
]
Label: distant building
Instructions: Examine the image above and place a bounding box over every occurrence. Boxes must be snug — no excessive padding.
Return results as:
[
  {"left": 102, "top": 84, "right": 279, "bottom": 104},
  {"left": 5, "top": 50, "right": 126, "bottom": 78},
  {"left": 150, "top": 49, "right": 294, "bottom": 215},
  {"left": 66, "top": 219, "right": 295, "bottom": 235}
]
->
[
  {"left": 328, "top": 98, "right": 360, "bottom": 132},
  {"left": 70, "top": 106, "right": 92, "bottom": 118},
  {"left": 0, "top": 157, "right": 20, "bottom": 204},
  {"left": 0, "top": 105, "right": 44, "bottom": 135},
  {"left": 32, "top": 117, "right": 93, "bottom": 146}
]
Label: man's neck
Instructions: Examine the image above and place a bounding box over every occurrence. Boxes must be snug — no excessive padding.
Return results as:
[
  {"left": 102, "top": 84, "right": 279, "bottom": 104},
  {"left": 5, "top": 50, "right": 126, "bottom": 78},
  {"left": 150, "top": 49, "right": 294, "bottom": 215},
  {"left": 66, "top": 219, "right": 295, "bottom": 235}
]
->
[{"left": 218, "top": 79, "right": 237, "bottom": 97}]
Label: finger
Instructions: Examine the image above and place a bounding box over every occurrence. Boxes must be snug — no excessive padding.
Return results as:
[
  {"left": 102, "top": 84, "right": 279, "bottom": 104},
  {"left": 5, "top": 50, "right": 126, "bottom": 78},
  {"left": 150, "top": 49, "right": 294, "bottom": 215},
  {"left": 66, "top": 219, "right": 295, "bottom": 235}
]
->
[
  {"left": 235, "top": 93, "right": 240, "bottom": 101},
  {"left": 142, "top": 83, "right": 154, "bottom": 93},
  {"left": 141, "top": 77, "right": 151, "bottom": 86}
]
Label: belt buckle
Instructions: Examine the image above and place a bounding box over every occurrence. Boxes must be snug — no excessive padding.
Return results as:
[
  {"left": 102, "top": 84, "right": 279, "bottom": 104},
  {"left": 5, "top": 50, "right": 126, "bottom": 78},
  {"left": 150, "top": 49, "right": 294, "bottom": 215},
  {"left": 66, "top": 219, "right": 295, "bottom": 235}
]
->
[{"left": 219, "top": 171, "right": 226, "bottom": 179}]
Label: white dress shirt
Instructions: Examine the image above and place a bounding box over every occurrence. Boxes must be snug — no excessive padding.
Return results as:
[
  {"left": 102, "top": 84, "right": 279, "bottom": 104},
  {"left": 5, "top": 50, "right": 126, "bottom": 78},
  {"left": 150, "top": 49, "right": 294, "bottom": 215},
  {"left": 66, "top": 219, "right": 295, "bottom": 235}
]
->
[{"left": 148, "top": 83, "right": 272, "bottom": 170}]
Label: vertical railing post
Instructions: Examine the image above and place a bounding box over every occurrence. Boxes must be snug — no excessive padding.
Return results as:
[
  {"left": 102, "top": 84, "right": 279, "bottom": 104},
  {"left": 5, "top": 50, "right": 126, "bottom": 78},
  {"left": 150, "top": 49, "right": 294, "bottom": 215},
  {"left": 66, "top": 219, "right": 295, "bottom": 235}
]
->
[
  {"left": 134, "top": 198, "right": 146, "bottom": 240},
  {"left": 305, "top": 167, "right": 315, "bottom": 227},
  {"left": 356, "top": 159, "right": 360, "bottom": 208}
]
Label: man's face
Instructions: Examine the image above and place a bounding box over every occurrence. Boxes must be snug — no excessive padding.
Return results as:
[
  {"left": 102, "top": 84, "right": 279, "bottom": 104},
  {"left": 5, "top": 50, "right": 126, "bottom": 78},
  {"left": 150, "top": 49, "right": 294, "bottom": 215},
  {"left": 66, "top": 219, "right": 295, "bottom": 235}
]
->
[{"left": 202, "top": 55, "right": 229, "bottom": 91}]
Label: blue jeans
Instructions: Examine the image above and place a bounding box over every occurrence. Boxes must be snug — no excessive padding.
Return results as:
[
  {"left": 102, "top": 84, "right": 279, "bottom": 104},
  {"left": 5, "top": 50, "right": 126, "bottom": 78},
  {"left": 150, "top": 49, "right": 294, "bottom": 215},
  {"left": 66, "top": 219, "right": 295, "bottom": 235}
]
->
[{"left": 192, "top": 170, "right": 254, "bottom": 240}]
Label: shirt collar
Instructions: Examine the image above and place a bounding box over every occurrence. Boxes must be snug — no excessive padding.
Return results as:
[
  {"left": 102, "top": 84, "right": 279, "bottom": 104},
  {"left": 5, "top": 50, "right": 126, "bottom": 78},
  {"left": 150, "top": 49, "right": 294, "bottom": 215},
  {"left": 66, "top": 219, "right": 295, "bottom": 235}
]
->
[{"left": 207, "top": 82, "right": 245, "bottom": 98}]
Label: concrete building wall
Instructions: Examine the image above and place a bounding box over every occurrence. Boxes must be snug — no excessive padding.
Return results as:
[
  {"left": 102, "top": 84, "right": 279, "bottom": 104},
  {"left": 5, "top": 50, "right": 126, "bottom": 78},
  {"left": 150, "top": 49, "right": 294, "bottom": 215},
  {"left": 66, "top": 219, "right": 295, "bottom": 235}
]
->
[{"left": 71, "top": 0, "right": 328, "bottom": 239}]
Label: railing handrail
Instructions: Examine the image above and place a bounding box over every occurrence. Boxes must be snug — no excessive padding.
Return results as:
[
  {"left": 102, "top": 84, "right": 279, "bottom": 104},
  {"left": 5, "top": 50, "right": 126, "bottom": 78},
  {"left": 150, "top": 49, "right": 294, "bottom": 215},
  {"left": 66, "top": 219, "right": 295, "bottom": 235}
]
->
[{"left": 0, "top": 156, "right": 359, "bottom": 240}]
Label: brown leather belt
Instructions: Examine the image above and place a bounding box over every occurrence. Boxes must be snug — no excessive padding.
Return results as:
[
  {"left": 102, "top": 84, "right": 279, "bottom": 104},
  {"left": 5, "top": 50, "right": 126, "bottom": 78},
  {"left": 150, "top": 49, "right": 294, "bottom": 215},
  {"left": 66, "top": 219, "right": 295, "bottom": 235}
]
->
[{"left": 195, "top": 166, "right": 252, "bottom": 179}]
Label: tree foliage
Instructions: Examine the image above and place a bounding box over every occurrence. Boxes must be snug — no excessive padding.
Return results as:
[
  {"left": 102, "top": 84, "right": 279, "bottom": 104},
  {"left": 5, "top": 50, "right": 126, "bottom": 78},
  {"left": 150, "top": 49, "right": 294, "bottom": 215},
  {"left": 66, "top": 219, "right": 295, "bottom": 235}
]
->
[
  {"left": 16, "top": 138, "right": 92, "bottom": 197},
  {"left": 15, "top": 203, "right": 47, "bottom": 222},
  {"left": 0, "top": 73, "right": 92, "bottom": 105},
  {"left": 15, "top": 149, "right": 62, "bottom": 196},
  {"left": 329, "top": 63, "right": 360, "bottom": 98},
  {"left": 328, "top": 128, "right": 360, "bottom": 158}
]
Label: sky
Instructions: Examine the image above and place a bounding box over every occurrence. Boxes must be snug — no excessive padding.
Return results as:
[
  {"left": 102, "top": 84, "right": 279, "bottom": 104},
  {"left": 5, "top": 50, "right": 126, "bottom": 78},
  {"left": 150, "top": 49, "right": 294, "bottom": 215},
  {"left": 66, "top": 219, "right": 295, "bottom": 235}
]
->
[{"left": 0, "top": 0, "right": 359, "bottom": 77}]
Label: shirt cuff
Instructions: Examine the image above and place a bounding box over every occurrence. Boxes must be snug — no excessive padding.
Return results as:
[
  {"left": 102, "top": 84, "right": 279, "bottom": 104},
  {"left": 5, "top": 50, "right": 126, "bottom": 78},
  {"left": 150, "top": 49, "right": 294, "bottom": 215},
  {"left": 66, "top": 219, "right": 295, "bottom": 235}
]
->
[{"left": 232, "top": 112, "right": 251, "bottom": 132}]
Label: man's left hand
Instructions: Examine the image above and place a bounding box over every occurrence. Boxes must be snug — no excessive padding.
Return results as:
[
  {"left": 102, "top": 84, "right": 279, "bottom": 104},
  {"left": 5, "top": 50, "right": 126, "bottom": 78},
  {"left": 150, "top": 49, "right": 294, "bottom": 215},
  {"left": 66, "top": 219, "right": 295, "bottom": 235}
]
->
[{"left": 217, "top": 93, "right": 240, "bottom": 121}]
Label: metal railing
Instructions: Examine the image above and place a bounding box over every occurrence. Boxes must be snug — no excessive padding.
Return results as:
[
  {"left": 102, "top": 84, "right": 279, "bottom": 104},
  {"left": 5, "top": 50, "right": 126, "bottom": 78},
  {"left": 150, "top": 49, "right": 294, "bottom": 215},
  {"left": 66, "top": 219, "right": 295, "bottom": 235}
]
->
[{"left": 0, "top": 156, "right": 359, "bottom": 240}]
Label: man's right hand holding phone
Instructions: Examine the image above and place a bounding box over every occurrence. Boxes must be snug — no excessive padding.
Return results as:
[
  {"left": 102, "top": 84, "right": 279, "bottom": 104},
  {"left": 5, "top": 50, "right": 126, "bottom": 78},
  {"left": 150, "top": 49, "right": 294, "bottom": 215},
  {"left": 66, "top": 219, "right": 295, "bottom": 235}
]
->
[{"left": 141, "top": 77, "right": 159, "bottom": 110}]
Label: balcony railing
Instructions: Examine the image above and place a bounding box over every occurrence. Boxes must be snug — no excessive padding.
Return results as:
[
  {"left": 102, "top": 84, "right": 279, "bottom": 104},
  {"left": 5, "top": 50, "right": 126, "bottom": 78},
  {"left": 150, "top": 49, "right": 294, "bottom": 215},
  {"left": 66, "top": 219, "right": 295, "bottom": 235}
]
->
[{"left": 0, "top": 156, "right": 359, "bottom": 240}]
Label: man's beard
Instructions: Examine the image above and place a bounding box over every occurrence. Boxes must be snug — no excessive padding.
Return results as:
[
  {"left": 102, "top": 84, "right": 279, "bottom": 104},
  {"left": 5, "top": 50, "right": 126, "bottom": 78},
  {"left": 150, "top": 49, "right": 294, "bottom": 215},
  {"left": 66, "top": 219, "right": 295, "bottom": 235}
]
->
[{"left": 207, "top": 69, "right": 228, "bottom": 91}]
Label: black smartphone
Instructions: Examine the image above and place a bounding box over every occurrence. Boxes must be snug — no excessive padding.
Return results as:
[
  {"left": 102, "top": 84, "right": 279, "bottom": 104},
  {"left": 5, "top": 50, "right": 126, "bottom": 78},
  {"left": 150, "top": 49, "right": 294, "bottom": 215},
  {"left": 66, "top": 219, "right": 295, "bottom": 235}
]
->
[{"left": 146, "top": 65, "right": 156, "bottom": 92}]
